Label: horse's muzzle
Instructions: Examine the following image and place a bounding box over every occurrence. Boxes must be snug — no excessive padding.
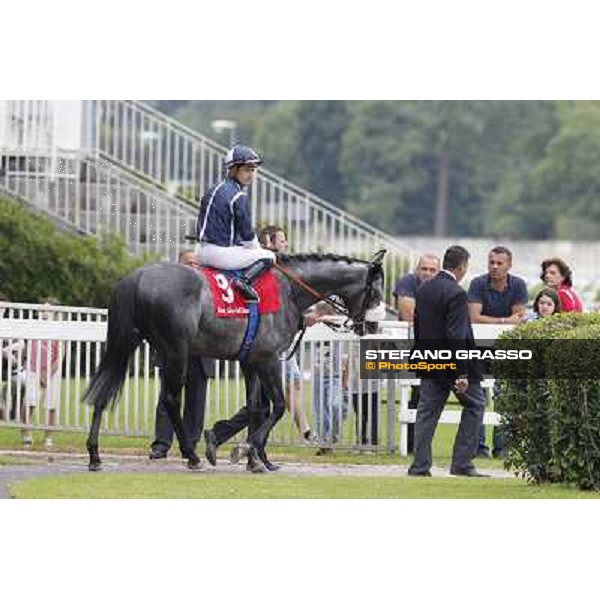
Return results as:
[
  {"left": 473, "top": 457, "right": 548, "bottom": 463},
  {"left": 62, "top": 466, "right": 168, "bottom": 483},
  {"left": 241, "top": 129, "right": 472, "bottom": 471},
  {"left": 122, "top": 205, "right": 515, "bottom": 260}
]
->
[{"left": 364, "top": 302, "right": 386, "bottom": 322}]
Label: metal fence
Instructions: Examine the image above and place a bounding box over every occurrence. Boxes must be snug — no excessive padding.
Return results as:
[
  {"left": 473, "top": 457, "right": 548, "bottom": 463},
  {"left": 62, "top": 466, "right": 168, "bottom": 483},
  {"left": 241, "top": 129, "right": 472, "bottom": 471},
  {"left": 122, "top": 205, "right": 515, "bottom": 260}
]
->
[
  {"left": 0, "top": 153, "right": 197, "bottom": 262},
  {"left": 0, "top": 302, "right": 386, "bottom": 451},
  {"left": 0, "top": 302, "right": 507, "bottom": 455}
]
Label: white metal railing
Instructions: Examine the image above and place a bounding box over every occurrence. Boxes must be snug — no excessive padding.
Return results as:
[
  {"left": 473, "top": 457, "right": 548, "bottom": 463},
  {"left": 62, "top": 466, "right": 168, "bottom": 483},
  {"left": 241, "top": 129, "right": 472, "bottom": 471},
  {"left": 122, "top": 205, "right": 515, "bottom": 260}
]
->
[
  {"left": 0, "top": 303, "right": 383, "bottom": 449},
  {"left": 1, "top": 302, "right": 512, "bottom": 454},
  {"left": 0, "top": 153, "right": 197, "bottom": 261}
]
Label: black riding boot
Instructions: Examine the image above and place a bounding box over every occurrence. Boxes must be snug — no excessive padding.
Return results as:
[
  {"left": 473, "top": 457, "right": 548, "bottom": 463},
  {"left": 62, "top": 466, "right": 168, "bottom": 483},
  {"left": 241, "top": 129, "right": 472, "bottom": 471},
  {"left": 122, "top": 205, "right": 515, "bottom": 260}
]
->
[{"left": 231, "top": 259, "right": 272, "bottom": 303}]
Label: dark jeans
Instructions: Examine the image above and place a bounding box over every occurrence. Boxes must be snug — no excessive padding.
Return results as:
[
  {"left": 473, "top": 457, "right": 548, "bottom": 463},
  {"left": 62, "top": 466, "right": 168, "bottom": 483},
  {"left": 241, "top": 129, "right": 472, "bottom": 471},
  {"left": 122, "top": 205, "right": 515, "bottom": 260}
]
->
[
  {"left": 211, "top": 385, "right": 270, "bottom": 446},
  {"left": 407, "top": 386, "right": 420, "bottom": 453},
  {"left": 350, "top": 392, "right": 379, "bottom": 446},
  {"left": 151, "top": 357, "right": 208, "bottom": 454},
  {"left": 409, "top": 378, "right": 485, "bottom": 474},
  {"left": 478, "top": 382, "right": 505, "bottom": 455},
  {"left": 478, "top": 423, "right": 505, "bottom": 455}
]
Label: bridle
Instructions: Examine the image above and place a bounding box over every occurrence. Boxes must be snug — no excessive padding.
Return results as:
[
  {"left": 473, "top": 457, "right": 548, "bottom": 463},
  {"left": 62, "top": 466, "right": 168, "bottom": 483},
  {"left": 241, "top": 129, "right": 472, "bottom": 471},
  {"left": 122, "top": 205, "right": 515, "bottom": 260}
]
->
[{"left": 275, "top": 251, "right": 385, "bottom": 359}]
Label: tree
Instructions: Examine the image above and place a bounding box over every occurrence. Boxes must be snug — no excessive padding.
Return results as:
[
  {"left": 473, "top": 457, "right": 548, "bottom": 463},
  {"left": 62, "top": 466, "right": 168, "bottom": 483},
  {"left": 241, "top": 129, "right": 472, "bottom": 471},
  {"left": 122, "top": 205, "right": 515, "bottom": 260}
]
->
[
  {"left": 295, "top": 101, "right": 350, "bottom": 205},
  {"left": 527, "top": 101, "right": 600, "bottom": 239},
  {"left": 481, "top": 101, "right": 559, "bottom": 239},
  {"left": 0, "top": 197, "right": 148, "bottom": 306},
  {"left": 339, "top": 101, "right": 488, "bottom": 237},
  {"left": 415, "top": 101, "right": 486, "bottom": 237}
]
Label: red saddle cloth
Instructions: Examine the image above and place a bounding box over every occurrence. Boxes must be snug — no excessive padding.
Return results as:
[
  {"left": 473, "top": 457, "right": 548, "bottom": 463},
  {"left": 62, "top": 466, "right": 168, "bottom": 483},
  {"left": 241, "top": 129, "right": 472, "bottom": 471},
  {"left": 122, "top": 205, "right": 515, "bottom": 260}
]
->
[{"left": 201, "top": 268, "right": 280, "bottom": 318}]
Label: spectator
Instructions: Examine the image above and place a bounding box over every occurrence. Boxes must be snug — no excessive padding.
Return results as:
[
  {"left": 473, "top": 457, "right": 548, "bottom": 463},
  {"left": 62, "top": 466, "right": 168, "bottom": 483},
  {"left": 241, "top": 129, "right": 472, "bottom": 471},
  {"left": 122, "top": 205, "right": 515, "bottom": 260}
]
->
[
  {"left": 343, "top": 341, "right": 379, "bottom": 450},
  {"left": 540, "top": 258, "right": 583, "bottom": 313},
  {"left": 393, "top": 253, "right": 440, "bottom": 321},
  {"left": 468, "top": 246, "right": 528, "bottom": 459},
  {"left": 149, "top": 250, "right": 214, "bottom": 460},
  {"left": 533, "top": 287, "right": 562, "bottom": 319},
  {"left": 309, "top": 300, "right": 347, "bottom": 456},
  {"left": 392, "top": 253, "right": 440, "bottom": 453},
  {"left": 0, "top": 294, "right": 25, "bottom": 421},
  {"left": 22, "top": 298, "right": 64, "bottom": 447},
  {"left": 258, "top": 224, "right": 289, "bottom": 253}
]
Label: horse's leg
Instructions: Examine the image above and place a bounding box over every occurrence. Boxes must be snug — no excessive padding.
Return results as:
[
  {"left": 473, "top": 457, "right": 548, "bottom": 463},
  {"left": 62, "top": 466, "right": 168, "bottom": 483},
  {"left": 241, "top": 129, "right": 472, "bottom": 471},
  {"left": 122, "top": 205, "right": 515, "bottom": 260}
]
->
[
  {"left": 86, "top": 405, "right": 104, "bottom": 471},
  {"left": 250, "top": 383, "right": 279, "bottom": 472},
  {"left": 247, "top": 359, "right": 286, "bottom": 469},
  {"left": 235, "top": 369, "right": 268, "bottom": 473},
  {"left": 162, "top": 351, "right": 202, "bottom": 470}
]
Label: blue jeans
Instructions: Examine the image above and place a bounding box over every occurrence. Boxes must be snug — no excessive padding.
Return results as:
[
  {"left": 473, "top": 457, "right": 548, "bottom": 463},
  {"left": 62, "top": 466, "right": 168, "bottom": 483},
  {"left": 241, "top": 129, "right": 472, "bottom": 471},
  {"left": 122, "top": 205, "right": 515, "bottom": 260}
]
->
[
  {"left": 312, "top": 376, "right": 345, "bottom": 445},
  {"left": 478, "top": 383, "right": 505, "bottom": 455}
]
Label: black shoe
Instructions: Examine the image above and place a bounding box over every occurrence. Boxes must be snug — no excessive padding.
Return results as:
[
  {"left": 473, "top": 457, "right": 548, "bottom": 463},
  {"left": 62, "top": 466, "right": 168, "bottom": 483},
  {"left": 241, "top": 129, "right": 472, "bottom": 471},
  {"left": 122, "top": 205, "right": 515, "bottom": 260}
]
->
[
  {"left": 316, "top": 447, "right": 333, "bottom": 456},
  {"left": 407, "top": 468, "right": 432, "bottom": 477},
  {"left": 492, "top": 449, "right": 506, "bottom": 459},
  {"left": 450, "top": 467, "right": 490, "bottom": 478},
  {"left": 475, "top": 448, "right": 491, "bottom": 459},
  {"left": 149, "top": 448, "right": 168, "bottom": 460},
  {"left": 204, "top": 430, "right": 218, "bottom": 466}
]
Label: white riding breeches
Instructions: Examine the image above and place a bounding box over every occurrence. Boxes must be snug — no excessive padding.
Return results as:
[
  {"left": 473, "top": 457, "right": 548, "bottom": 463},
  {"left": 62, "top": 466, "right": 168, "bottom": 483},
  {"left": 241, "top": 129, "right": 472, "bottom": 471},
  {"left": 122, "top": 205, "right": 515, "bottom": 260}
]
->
[{"left": 196, "top": 242, "right": 276, "bottom": 270}]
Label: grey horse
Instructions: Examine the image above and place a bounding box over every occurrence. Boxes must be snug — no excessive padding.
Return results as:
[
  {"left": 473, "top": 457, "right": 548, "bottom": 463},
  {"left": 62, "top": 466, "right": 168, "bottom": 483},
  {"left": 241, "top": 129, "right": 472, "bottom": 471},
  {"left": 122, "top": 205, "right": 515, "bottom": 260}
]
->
[{"left": 84, "top": 251, "right": 386, "bottom": 472}]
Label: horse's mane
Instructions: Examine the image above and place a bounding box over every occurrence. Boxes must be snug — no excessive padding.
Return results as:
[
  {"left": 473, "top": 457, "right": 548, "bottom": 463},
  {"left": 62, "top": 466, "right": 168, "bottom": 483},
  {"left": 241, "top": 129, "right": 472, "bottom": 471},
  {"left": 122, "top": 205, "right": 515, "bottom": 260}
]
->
[{"left": 277, "top": 253, "right": 369, "bottom": 265}]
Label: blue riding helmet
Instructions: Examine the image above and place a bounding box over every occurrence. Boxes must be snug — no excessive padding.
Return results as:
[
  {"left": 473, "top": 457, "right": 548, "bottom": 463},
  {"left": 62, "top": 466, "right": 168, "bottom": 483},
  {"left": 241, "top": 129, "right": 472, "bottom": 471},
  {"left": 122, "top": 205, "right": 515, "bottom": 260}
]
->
[{"left": 224, "top": 145, "right": 263, "bottom": 169}]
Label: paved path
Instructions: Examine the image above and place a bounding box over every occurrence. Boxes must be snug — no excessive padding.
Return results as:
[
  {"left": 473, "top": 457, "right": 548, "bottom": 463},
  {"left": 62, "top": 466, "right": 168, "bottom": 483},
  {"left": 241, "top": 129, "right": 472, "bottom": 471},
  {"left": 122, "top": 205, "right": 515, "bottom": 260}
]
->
[{"left": 0, "top": 450, "right": 513, "bottom": 498}]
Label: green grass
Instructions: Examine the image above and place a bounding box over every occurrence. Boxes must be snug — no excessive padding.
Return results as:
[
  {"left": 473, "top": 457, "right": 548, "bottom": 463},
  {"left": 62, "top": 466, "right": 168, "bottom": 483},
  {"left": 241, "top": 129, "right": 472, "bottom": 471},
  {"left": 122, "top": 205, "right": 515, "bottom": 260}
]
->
[
  {"left": 0, "top": 454, "right": 42, "bottom": 466},
  {"left": 10, "top": 472, "right": 600, "bottom": 499},
  {"left": 5, "top": 377, "right": 591, "bottom": 498}
]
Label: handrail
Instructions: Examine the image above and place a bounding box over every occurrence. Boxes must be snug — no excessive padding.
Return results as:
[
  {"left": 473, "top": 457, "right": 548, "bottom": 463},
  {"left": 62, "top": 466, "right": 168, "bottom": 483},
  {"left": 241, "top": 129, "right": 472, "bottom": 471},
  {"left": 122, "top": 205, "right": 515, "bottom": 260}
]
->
[{"left": 118, "top": 100, "right": 415, "bottom": 255}]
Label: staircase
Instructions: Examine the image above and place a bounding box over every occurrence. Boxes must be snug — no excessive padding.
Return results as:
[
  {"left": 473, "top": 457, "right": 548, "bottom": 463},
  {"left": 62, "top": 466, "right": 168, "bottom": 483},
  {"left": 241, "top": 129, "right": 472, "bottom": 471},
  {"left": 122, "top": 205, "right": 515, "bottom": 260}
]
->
[{"left": 0, "top": 100, "right": 417, "bottom": 305}]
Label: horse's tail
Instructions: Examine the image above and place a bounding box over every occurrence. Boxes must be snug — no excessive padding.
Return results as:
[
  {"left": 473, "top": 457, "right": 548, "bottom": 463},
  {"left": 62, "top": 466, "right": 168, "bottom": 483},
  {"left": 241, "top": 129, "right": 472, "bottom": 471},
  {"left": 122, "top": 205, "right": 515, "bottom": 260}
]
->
[{"left": 83, "top": 272, "right": 142, "bottom": 410}]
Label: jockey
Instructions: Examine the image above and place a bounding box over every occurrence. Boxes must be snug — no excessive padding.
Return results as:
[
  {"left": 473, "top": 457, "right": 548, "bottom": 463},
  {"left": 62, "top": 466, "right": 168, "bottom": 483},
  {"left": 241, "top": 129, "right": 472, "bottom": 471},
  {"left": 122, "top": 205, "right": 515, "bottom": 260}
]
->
[{"left": 195, "top": 145, "right": 276, "bottom": 302}]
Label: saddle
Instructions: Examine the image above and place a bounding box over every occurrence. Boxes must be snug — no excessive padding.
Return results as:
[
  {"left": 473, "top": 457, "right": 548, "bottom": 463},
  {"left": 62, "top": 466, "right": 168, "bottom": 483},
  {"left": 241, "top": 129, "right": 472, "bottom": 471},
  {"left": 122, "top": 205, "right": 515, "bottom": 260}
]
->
[{"left": 200, "top": 267, "right": 280, "bottom": 318}]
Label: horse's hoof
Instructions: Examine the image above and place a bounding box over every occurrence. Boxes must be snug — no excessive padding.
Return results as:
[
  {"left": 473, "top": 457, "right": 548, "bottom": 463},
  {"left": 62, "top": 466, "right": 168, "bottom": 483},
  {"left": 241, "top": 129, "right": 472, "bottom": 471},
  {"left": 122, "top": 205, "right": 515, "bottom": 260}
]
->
[
  {"left": 263, "top": 460, "right": 280, "bottom": 472},
  {"left": 246, "top": 447, "right": 268, "bottom": 474},
  {"left": 204, "top": 430, "right": 218, "bottom": 466},
  {"left": 257, "top": 450, "right": 279, "bottom": 472},
  {"left": 188, "top": 458, "right": 203, "bottom": 471},
  {"left": 247, "top": 461, "right": 267, "bottom": 474},
  {"left": 230, "top": 443, "right": 250, "bottom": 464},
  {"left": 89, "top": 462, "right": 102, "bottom": 472}
]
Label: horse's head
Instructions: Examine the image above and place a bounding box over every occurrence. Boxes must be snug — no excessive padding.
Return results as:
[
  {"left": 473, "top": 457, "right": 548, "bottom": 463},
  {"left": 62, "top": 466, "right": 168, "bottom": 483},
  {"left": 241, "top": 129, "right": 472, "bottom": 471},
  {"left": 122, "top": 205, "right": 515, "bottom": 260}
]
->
[
  {"left": 277, "top": 251, "right": 387, "bottom": 335},
  {"left": 346, "top": 249, "right": 387, "bottom": 336}
]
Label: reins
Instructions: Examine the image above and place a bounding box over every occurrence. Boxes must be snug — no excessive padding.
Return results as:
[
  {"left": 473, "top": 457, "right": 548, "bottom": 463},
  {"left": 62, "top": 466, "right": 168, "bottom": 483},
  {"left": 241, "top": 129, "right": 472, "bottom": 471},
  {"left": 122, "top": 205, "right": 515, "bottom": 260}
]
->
[{"left": 272, "top": 261, "right": 349, "bottom": 317}]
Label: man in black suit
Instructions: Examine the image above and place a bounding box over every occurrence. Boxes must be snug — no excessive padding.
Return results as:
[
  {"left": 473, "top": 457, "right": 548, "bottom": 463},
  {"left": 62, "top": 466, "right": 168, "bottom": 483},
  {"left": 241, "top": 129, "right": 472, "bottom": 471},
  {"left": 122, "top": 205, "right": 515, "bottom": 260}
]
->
[{"left": 408, "top": 245, "right": 488, "bottom": 478}]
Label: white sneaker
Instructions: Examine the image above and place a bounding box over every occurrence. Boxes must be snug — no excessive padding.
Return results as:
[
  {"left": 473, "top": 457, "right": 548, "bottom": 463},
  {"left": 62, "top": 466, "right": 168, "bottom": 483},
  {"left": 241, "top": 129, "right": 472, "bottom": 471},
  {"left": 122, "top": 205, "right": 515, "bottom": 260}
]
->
[{"left": 43, "top": 437, "right": 53, "bottom": 448}]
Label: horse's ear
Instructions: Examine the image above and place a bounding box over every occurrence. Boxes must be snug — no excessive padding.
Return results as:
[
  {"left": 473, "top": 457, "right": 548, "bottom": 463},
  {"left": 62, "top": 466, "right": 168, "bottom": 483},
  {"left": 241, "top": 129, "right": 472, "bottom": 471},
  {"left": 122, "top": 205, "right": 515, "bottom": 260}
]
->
[{"left": 371, "top": 249, "right": 386, "bottom": 265}]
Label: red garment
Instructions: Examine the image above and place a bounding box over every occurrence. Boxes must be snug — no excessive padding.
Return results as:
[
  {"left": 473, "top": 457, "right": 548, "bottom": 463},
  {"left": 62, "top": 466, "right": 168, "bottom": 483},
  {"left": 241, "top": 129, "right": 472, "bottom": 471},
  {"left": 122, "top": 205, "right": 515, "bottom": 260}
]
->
[
  {"left": 201, "top": 268, "right": 280, "bottom": 318},
  {"left": 27, "top": 340, "right": 60, "bottom": 378},
  {"left": 557, "top": 284, "right": 583, "bottom": 313}
]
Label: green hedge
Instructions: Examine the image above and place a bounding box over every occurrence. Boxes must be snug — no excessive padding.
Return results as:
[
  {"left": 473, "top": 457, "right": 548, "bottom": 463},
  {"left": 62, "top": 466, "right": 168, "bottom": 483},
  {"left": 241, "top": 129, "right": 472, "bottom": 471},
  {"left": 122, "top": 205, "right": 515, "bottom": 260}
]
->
[
  {"left": 546, "top": 324, "right": 600, "bottom": 489},
  {"left": 494, "top": 313, "right": 600, "bottom": 489},
  {"left": 0, "top": 196, "right": 152, "bottom": 307}
]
